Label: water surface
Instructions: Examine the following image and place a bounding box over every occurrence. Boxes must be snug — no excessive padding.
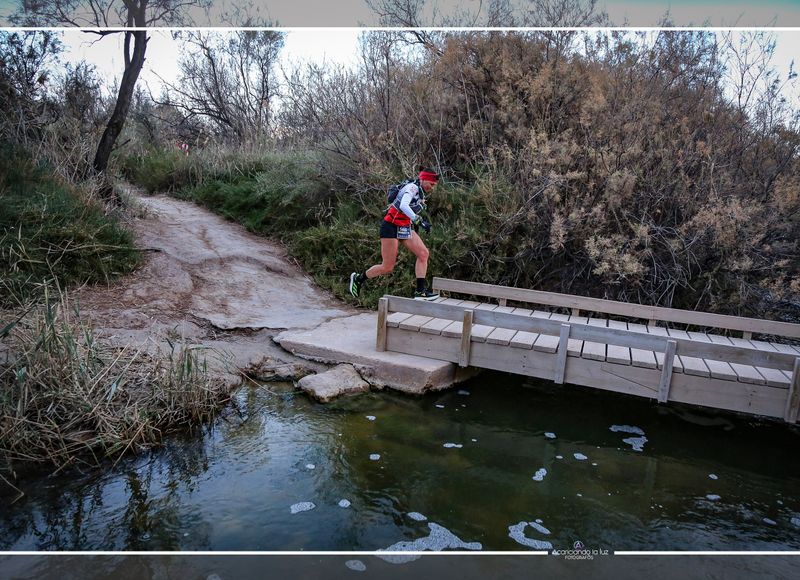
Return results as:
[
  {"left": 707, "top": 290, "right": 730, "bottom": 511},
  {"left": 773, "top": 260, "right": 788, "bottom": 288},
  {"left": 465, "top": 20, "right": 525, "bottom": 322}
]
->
[{"left": 2, "top": 372, "right": 799, "bottom": 553}]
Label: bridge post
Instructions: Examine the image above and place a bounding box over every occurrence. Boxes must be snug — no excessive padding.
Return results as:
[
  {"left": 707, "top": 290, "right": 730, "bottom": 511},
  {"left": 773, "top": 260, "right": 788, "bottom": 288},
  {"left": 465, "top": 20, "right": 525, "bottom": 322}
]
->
[
  {"left": 784, "top": 358, "right": 800, "bottom": 423},
  {"left": 376, "top": 297, "right": 388, "bottom": 352},
  {"left": 554, "top": 323, "right": 571, "bottom": 384},
  {"left": 459, "top": 310, "right": 473, "bottom": 367},
  {"left": 658, "top": 340, "right": 677, "bottom": 403}
]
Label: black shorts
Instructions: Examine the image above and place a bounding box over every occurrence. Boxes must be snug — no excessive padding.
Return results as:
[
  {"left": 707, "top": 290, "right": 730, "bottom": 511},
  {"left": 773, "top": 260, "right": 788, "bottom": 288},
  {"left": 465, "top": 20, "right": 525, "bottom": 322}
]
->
[{"left": 380, "top": 220, "right": 412, "bottom": 240}]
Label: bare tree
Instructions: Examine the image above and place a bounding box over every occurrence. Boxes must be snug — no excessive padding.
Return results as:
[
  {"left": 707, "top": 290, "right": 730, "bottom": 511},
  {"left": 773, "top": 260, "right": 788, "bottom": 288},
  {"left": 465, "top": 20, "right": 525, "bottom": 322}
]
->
[
  {"left": 366, "top": 0, "right": 606, "bottom": 27},
  {"left": 155, "top": 30, "right": 284, "bottom": 140},
  {"left": 12, "top": 0, "right": 210, "bottom": 178}
]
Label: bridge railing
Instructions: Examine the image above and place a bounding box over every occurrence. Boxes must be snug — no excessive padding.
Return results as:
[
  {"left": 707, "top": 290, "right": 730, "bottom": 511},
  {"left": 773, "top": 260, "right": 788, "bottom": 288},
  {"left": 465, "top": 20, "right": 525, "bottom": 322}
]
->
[{"left": 431, "top": 277, "right": 800, "bottom": 340}]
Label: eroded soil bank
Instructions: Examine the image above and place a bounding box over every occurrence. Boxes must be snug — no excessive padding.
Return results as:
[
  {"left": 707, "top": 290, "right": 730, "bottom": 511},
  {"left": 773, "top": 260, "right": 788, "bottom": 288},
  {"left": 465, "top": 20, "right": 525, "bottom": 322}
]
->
[{"left": 74, "top": 189, "right": 360, "bottom": 385}]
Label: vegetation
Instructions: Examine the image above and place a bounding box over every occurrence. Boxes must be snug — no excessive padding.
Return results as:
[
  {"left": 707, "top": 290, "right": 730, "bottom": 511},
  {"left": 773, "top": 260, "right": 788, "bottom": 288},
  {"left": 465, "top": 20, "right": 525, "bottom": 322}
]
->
[
  {"left": 117, "top": 30, "right": 799, "bottom": 321},
  {"left": 0, "top": 285, "right": 229, "bottom": 475},
  {"left": 0, "top": 147, "right": 139, "bottom": 307}
]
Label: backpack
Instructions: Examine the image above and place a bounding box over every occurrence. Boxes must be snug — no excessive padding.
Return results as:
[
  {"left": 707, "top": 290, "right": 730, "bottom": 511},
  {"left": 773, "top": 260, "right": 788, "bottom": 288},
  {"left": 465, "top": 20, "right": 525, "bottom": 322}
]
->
[{"left": 387, "top": 179, "right": 413, "bottom": 204}]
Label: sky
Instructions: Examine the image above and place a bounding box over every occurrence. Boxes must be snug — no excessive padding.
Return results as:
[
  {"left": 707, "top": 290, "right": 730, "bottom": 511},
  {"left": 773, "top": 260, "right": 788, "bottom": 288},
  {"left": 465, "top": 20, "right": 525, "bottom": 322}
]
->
[{"left": 2, "top": 0, "right": 800, "bottom": 26}]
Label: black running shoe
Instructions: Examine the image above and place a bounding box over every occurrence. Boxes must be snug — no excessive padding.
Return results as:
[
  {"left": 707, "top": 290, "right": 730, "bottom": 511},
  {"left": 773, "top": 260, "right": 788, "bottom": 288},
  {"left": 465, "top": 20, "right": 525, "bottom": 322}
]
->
[
  {"left": 413, "top": 288, "right": 440, "bottom": 301},
  {"left": 349, "top": 272, "right": 362, "bottom": 297}
]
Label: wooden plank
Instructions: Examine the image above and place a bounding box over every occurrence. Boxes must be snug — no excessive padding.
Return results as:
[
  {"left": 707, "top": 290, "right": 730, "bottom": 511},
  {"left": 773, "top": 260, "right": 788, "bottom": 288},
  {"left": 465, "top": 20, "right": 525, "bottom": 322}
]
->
[
  {"left": 495, "top": 305, "right": 517, "bottom": 314},
  {"left": 666, "top": 328, "right": 710, "bottom": 377},
  {"left": 475, "top": 302, "right": 498, "bottom": 311},
  {"left": 628, "top": 322, "right": 658, "bottom": 369},
  {"left": 471, "top": 324, "right": 495, "bottom": 343},
  {"left": 686, "top": 332, "right": 738, "bottom": 381},
  {"left": 533, "top": 333, "right": 560, "bottom": 353},
  {"left": 647, "top": 325, "right": 684, "bottom": 373},
  {"left": 581, "top": 317, "right": 607, "bottom": 361},
  {"left": 498, "top": 298, "right": 507, "bottom": 307},
  {"left": 387, "top": 311, "right": 414, "bottom": 328},
  {"left": 606, "top": 320, "right": 632, "bottom": 366},
  {"left": 554, "top": 323, "right": 571, "bottom": 384},
  {"left": 487, "top": 327, "right": 518, "bottom": 346},
  {"left": 459, "top": 310, "right": 473, "bottom": 367},
  {"left": 658, "top": 340, "right": 677, "bottom": 403},
  {"left": 439, "top": 298, "right": 464, "bottom": 306},
  {"left": 376, "top": 297, "right": 388, "bottom": 352},
  {"left": 432, "top": 277, "right": 800, "bottom": 338},
  {"left": 510, "top": 330, "right": 539, "bottom": 349},
  {"left": 550, "top": 312, "right": 586, "bottom": 357},
  {"left": 442, "top": 320, "right": 462, "bottom": 338},
  {"left": 511, "top": 307, "right": 533, "bottom": 316},
  {"left": 420, "top": 317, "right": 452, "bottom": 336},
  {"left": 399, "top": 314, "right": 434, "bottom": 331},
  {"left": 785, "top": 358, "right": 800, "bottom": 423}
]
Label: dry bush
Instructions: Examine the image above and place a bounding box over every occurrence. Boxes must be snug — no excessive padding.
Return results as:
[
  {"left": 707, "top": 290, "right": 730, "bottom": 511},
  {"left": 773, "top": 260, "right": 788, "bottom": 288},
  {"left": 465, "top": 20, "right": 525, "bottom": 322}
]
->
[{"left": 0, "top": 285, "right": 230, "bottom": 473}]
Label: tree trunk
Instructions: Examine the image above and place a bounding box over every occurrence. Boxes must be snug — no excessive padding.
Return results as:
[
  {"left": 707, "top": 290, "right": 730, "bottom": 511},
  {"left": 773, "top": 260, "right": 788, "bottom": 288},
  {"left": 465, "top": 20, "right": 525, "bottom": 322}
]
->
[{"left": 92, "top": 30, "right": 148, "bottom": 175}]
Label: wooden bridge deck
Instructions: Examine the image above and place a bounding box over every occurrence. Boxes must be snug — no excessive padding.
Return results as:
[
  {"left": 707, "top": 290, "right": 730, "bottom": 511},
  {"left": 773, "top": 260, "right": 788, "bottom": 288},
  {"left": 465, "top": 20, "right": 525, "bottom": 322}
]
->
[{"left": 376, "top": 278, "right": 800, "bottom": 423}]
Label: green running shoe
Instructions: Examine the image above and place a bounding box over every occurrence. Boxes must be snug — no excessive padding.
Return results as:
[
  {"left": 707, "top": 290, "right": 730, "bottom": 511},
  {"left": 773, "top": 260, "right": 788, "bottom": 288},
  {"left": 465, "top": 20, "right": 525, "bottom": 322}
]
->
[
  {"left": 413, "top": 288, "right": 440, "bottom": 301},
  {"left": 349, "top": 272, "right": 362, "bottom": 297}
]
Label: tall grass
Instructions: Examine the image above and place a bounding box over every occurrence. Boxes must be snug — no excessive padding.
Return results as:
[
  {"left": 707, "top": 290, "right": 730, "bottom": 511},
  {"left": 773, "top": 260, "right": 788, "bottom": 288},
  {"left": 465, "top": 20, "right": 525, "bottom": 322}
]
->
[
  {"left": 0, "top": 283, "right": 230, "bottom": 472},
  {"left": 0, "top": 146, "right": 139, "bottom": 307}
]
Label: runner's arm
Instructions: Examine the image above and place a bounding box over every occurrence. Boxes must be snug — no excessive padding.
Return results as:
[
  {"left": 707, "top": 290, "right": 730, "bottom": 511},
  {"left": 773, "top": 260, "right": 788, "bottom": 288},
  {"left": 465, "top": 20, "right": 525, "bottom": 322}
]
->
[{"left": 397, "top": 185, "right": 419, "bottom": 221}]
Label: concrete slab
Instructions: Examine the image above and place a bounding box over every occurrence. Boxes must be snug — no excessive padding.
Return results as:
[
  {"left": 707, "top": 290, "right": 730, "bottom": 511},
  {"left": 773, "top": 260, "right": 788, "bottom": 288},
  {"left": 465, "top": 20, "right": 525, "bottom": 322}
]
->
[
  {"left": 297, "top": 364, "right": 369, "bottom": 402},
  {"left": 275, "top": 313, "right": 479, "bottom": 394}
]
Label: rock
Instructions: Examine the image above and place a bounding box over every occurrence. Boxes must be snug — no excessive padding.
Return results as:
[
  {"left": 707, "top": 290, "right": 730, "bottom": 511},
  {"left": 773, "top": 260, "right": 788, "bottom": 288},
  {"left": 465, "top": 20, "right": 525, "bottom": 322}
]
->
[
  {"left": 247, "top": 355, "right": 318, "bottom": 382},
  {"left": 297, "top": 364, "right": 370, "bottom": 402}
]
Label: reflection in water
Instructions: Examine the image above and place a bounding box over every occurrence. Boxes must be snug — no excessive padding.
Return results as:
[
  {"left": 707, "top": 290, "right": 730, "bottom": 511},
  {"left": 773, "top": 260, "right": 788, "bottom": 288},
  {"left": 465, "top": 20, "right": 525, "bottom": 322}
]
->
[{"left": 1, "top": 372, "right": 800, "bottom": 553}]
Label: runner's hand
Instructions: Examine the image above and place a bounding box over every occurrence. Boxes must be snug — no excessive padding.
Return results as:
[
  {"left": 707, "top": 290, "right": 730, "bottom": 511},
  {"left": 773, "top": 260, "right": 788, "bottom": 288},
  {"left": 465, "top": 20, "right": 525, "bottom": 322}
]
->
[{"left": 415, "top": 217, "right": 431, "bottom": 234}]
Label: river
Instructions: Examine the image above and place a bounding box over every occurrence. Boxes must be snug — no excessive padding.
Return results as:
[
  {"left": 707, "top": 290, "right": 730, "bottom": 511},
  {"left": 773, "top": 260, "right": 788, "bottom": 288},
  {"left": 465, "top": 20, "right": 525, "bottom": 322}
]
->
[{"left": 1, "top": 372, "right": 799, "bottom": 573}]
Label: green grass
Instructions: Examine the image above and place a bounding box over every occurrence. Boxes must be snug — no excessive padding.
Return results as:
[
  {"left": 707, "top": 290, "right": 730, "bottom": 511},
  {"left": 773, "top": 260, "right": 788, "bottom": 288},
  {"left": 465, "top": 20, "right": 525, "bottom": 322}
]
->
[{"left": 0, "top": 146, "right": 140, "bottom": 306}]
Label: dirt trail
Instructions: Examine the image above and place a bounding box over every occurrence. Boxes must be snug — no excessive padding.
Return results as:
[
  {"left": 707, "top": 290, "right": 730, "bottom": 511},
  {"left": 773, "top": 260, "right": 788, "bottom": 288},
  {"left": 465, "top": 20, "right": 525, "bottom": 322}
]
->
[{"left": 75, "top": 189, "right": 358, "bottom": 381}]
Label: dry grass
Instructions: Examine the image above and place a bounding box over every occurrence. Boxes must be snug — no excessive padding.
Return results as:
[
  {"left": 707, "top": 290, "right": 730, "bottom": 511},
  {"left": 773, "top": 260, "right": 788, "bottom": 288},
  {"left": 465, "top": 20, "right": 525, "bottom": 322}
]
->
[{"left": 0, "top": 283, "right": 231, "bottom": 475}]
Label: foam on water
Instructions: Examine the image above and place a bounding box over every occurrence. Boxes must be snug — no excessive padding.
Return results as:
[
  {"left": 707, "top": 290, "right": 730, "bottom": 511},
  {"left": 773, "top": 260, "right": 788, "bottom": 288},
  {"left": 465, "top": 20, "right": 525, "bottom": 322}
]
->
[
  {"left": 369, "top": 454, "right": 381, "bottom": 461},
  {"left": 610, "top": 425, "right": 645, "bottom": 436},
  {"left": 305, "top": 463, "right": 315, "bottom": 470},
  {"left": 458, "top": 390, "right": 470, "bottom": 396},
  {"left": 709, "top": 474, "right": 718, "bottom": 480},
  {"left": 290, "top": 502, "right": 316, "bottom": 514},
  {"left": 338, "top": 499, "right": 351, "bottom": 508},
  {"left": 574, "top": 453, "right": 588, "bottom": 460},
  {"left": 556, "top": 455, "right": 563, "bottom": 459},
  {"left": 532, "top": 468, "right": 547, "bottom": 482},
  {"left": 622, "top": 436, "right": 648, "bottom": 452},
  {"left": 378, "top": 522, "right": 482, "bottom": 564},
  {"left": 443, "top": 443, "right": 463, "bottom": 448},
  {"left": 435, "top": 404, "right": 445, "bottom": 409},
  {"left": 408, "top": 512, "right": 427, "bottom": 521},
  {"left": 791, "top": 517, "right": 800, "bottom": 527},
  {"left": 706, "top": 494, "right": 721, "bottom": 501},
  {"left": 508, "top": 522, "right": 554, "bottom": 550},
  {"left": 544, "top": 432, "right": 556, "bottom": 439},
  {"left": 763, "top": 518, "right": 777, "bottom": 525},
  {"left": 345, "top": 560, "right": 367, "bottom": 572},
  {"left": 366, "top": 416, "right": 376, "bottom": 421}
]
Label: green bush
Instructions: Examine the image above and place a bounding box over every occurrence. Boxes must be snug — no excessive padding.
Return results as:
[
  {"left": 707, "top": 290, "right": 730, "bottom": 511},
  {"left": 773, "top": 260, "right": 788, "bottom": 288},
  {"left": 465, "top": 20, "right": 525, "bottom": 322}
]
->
[{"left": 0, "top": 146, "right": 139, "bottom": 305}]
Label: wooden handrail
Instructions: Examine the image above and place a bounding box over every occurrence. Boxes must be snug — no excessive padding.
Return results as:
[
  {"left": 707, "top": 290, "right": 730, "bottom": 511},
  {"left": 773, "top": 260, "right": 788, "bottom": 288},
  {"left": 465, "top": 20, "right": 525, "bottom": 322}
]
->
[{"left": 432, "top": 278, "right": 800, "bottom": 339}]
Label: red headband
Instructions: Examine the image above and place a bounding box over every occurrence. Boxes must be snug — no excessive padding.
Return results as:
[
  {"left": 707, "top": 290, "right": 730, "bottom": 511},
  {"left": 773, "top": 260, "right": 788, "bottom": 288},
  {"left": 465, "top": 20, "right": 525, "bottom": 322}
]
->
[{"left": 419, "top": 171, "right": 439, "bottom": 183}]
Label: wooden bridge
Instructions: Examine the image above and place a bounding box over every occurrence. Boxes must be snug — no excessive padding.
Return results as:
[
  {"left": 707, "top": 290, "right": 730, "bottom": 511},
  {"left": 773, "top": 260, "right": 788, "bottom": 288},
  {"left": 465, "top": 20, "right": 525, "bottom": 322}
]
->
[{"left": 376, "top": 278, "right": 800, "bottom": 423}]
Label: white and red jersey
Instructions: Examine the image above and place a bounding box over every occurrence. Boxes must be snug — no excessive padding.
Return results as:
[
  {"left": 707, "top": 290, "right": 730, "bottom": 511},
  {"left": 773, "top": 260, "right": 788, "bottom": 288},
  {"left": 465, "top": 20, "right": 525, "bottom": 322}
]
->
[{"left": 384, "top": 181, "right": 425, "bottom": 226}]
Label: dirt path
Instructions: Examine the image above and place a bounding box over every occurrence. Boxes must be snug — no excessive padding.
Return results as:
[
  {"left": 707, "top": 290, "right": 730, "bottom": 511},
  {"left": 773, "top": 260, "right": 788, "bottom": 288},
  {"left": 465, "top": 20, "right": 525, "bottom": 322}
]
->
[{"left": 75, "top": 189, "right": 358, "bottom": 382}]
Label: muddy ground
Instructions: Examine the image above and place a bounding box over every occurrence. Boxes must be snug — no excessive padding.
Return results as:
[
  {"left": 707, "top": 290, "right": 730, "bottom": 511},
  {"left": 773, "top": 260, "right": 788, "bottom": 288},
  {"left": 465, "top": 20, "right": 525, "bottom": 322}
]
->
[{"left": 74, "top": 189, "right": 360, "bottom": 385}]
